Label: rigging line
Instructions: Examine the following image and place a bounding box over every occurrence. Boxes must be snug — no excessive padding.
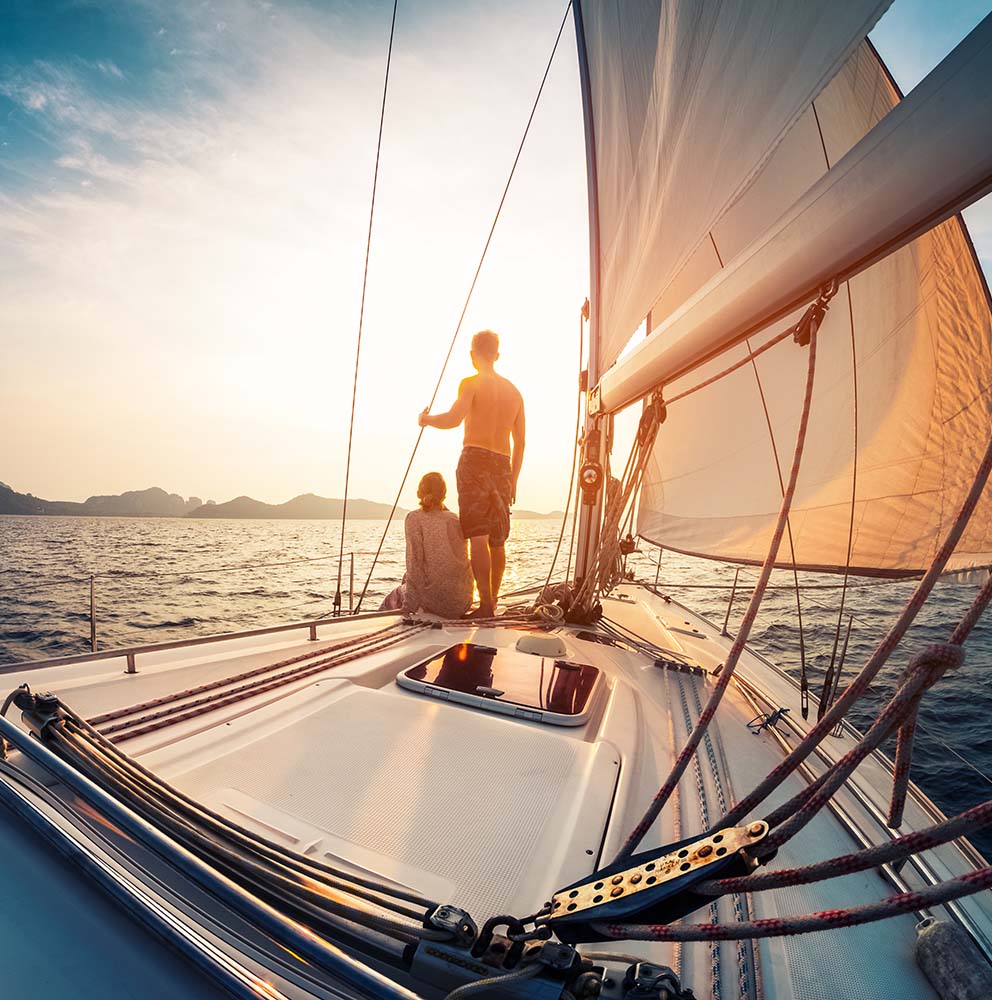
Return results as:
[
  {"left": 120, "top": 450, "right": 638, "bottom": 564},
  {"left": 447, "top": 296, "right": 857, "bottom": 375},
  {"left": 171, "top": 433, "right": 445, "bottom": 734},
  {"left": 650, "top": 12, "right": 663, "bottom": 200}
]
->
[
  {"left": 699, "top": 799, "right": 992, "bottom": 897},
  {"left": 355, "top": 1, "right": 574, "bottom": 612},
  {"left": 744, "top": 334, "right": 809, "bottom": 718},
  {"left": 664, "top": 322, "right": 797, "bottom": 406},
  {"left": 336, "top": 0, "right": 399, "bottom": 616},
  {"left": 819, "top": 281, "right": 859, "bottom": 719},
  {"left": 613, "top": 324, "right": 820, "bottom": 863},
  {"left": 914, "top": 716, "right": 992, "bottom": 787},
  {"left": 592, "top": 865, "right": 992, "bottom": 942},
  {"left": 720, "top": 434, "right": 992, "bottom": 829},
  {"left": 565, "top": 460, "right": 583, "bottom": 584},
  {"left": 540, "top": 302, "right": 585, "bottom": 598}
]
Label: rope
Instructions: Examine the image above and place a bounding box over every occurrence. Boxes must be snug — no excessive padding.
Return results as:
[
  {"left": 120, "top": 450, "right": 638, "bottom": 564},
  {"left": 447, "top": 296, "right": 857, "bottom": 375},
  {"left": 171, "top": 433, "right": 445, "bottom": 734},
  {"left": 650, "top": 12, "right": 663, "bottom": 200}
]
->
[
  {"left": 888, "top": 569, "right": 992, "bottom": 827},
  {"left": 541, "top": 301, "right": 586, "bottom": 598},
  {"left": 337, "top": 0, "right": 400, "bottom": 616},
  {"left": 675, "top": 675, "right": 722, "bottom": 1000},
  {"left": 817, "top": 282, "right": 859, "bottom": 721},
  {"left": 60, "top": 702, "right": 437, "bottom": 910},
  {"left": 100, "top": 625, "right": 427, "bottom": 742},
  {"left": 443, "top": 962, "right": 541, "bottom": 999},
  {"left": 87, "top": 623, "right": 403, "bottom": 725},
  {"left": 664, "top": 323, "right": 802, "bottom": 407},
  {"left": 719, "top": 433, "right": 992, "bottom": 828},
  {"left": 687, "top": 680, "right": 753, "bottom": 999},
  {"left": 571, "top": 398, "right": 665, "bottom": 615},
  {"left": 744, "top": 334, "right": 808, "bottom": 718},
  {"left": 593, "top": 865, "right": 992, "bottom": 941},
  {"left": 354, "top": 2, "right": 574, "bottom": 612},
  {"left": 698, "top": 799, "right": 992, "bottom": 896},
  {"left": 51, "top": 721, "right": 438, "bottom": 941},
  {"left": 759, "top": 643, "right": 964, "bottom": 853},
  {"left": 614, "top": 320, "right": 820, "bottom": 862}
]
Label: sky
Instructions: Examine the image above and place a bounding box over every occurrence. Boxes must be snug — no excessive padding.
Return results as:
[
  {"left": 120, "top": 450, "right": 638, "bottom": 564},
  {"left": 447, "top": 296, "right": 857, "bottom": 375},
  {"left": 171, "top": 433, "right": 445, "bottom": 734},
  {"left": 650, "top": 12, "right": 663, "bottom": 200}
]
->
[{"left": 1, "top": 0, "right": 990, "bottom": 511}]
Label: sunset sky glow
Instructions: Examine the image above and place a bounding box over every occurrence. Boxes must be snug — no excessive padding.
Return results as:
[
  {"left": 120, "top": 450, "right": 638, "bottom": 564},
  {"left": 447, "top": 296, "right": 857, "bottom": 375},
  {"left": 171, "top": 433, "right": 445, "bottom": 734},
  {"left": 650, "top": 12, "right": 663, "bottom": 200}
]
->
[{"left": 2, "top": 0, "right": 990, "bottom": 511}]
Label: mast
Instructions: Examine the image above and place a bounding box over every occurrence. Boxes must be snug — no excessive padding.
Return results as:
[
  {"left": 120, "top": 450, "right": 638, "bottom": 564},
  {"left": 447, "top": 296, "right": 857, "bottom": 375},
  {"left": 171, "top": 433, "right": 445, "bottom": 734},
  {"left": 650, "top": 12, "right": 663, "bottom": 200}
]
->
[{"left": 572, "top": 0, "right": 606, "bottom": 583}]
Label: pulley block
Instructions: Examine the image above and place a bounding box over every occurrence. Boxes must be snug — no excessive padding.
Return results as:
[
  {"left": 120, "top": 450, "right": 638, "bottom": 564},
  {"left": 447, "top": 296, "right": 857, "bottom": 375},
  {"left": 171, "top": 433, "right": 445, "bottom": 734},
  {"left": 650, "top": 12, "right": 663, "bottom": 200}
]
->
[{"left": 544, "top": 822, "right": 769, "bottom": 943}]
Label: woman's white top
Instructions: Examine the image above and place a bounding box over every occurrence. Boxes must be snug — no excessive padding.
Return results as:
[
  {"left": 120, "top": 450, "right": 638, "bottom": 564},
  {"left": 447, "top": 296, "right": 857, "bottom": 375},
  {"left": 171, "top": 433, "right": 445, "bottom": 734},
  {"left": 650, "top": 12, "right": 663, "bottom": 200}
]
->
[{"left": 403, "top": 508, "right": 473, "bottom": 618}]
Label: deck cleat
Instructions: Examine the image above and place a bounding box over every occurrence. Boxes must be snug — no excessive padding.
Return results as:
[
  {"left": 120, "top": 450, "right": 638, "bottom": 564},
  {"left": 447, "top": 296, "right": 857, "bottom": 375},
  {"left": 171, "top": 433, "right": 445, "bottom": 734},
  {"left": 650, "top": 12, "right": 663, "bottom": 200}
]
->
[
  {"left": 426, "top": 904, "right": 477, "bottom": 947},
  {"left": 10, "top": 685, "right": 66, "bottom": 737},
  {"left": 544, "top": 823, "right": 769, "bottom": 943},
  {"left": 621, "top": 961, "right": 694, "bottom": 999}
]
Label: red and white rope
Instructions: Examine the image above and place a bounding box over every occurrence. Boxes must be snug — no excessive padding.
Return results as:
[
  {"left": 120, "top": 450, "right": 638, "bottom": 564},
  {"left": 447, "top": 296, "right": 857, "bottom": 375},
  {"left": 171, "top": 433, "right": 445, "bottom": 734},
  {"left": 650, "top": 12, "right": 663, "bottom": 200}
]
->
[{"left": 614, "top": 327, "right": 820, "bottom": 862}]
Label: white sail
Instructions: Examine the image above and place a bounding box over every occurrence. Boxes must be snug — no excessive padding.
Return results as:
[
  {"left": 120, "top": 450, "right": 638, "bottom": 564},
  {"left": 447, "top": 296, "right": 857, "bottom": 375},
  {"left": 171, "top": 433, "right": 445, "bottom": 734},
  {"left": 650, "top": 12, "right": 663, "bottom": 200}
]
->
[
  {"left": 636, "top": 42, "right": 992, "bottom": 576},
  {"left": 579, "top": 0, "right": 893, "bottom": 369}
]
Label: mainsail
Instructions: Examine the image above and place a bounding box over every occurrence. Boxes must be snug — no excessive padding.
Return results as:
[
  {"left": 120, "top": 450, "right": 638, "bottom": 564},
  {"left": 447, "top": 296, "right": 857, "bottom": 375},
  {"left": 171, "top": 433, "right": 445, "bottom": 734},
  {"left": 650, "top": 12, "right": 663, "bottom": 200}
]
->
[
  {"left": 579, "top": 0, "right": 893, "bottom": 369},
  {"left": 576, "top": 2, "right": 992, "bottom": 577}
]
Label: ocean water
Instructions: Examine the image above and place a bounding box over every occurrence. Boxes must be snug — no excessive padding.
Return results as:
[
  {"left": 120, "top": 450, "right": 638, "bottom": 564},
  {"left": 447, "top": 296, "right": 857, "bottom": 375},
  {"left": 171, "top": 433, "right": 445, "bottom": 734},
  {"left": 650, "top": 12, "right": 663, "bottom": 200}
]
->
[{"left": 1, "top": 514, "right": 990, "bottom": 856}]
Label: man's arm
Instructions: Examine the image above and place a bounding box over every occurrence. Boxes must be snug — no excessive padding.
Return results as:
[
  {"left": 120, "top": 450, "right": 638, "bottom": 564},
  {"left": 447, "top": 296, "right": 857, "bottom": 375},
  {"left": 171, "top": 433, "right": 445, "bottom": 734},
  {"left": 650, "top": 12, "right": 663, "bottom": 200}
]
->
[
  {"left": 510, "top": 399, "right": 525, "bottom": 505},
  {"left": 419, "top": 378, "right": 473, "bottom": 430}
]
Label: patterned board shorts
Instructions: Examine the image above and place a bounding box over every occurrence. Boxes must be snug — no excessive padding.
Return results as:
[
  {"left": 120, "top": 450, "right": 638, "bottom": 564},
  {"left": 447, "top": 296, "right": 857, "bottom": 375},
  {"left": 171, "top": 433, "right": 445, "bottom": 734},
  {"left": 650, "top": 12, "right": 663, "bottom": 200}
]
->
[{"left": 456, "top": 446, "right": 512, "bottom": 546}]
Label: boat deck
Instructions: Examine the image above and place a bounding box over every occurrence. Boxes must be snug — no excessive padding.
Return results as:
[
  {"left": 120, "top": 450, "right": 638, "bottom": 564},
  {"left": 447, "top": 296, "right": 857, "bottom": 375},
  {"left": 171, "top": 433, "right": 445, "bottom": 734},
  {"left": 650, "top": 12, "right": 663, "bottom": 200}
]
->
[{"left": 2, "top": 585, "right": 990, "bottom": 998}]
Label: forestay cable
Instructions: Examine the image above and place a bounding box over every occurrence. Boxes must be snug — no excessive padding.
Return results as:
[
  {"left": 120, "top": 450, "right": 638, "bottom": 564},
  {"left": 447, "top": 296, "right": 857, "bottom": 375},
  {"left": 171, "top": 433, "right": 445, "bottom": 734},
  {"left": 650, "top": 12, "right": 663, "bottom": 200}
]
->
[
  {"left": 355, "top": 1, "right": 574, "bottom": 611},
  {"left": 337, "top": 0, "right": 400, "bottom": 615}
]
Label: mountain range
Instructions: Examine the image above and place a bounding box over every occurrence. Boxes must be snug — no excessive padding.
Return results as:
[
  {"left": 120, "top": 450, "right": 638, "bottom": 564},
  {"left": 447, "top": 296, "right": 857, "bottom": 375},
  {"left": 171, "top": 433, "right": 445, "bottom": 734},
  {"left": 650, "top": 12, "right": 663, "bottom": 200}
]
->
[{"left": 0, "top": 482, "right": 562, "bottom": 520}]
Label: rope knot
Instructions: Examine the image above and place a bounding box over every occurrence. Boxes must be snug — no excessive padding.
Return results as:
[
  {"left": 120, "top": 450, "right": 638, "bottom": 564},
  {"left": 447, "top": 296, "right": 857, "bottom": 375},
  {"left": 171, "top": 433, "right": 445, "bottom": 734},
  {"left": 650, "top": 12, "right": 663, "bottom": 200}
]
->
[{"left": 902, "top": 642, "right": 964, "bottom": 689}]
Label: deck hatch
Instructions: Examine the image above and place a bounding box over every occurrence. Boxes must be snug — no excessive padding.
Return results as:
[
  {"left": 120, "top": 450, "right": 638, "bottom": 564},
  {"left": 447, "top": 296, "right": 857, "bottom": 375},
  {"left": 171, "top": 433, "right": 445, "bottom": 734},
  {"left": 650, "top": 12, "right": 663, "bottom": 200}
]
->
[{"left": 396, "top": 643, "right": 601, "bottom": 726}]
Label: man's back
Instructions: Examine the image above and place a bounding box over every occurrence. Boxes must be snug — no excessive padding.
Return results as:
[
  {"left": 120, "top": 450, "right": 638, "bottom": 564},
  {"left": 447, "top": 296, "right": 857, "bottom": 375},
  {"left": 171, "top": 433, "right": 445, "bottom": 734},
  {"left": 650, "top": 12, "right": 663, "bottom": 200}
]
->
[{"left": 462, "top": 371, "right": 522, "bottom": 456}]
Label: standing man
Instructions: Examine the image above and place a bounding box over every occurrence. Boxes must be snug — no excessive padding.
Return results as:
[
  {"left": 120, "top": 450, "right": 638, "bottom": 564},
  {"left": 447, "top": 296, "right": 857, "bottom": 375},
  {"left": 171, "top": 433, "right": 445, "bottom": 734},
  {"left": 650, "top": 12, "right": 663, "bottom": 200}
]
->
[{"left": 419, "top": 330, "right": 525, "bottom": 618}]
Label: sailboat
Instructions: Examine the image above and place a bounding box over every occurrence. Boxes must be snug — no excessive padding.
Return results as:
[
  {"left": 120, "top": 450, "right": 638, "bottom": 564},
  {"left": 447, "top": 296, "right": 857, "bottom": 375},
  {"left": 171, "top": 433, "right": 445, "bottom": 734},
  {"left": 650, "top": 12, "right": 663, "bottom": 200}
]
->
[{"left": 4, "top": 1, "right": 992, "bottom": 997}]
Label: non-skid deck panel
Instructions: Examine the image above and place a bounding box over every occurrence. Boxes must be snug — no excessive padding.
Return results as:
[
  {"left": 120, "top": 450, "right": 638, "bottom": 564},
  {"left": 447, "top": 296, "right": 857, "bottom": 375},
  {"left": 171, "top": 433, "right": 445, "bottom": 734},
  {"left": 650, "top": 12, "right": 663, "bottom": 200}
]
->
[{"left": 163, "top": 682, "right": 621, "bottom": 919}]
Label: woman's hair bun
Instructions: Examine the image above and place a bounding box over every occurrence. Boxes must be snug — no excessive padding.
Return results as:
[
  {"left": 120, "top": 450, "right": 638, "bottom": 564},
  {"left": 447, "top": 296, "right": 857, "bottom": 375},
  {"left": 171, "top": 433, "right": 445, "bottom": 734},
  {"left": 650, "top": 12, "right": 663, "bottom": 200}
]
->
[{"left": 417, "top": 472, "right": 447, "bottom": 511}]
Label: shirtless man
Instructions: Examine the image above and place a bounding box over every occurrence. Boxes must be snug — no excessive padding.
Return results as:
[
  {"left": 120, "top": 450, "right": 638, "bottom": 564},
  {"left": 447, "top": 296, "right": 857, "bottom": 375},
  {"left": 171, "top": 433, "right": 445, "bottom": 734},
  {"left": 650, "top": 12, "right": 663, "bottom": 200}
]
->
[{"left": 418, "top": 330, "right": 525, "bottom": 617}]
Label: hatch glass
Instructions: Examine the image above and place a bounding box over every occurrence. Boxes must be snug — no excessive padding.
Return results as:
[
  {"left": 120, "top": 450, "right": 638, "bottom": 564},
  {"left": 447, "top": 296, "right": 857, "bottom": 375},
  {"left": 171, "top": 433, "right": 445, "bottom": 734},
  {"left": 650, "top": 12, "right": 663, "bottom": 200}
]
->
[{"left": 398, "top": 642, "right": 600, "bottom": 725}]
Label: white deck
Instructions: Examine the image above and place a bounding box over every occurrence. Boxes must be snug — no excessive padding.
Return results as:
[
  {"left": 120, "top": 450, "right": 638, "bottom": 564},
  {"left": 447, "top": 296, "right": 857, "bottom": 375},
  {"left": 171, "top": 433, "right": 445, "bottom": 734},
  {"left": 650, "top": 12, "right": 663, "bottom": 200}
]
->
[{"left": 2, "top": 586, "right": 990, "bottom": 999}]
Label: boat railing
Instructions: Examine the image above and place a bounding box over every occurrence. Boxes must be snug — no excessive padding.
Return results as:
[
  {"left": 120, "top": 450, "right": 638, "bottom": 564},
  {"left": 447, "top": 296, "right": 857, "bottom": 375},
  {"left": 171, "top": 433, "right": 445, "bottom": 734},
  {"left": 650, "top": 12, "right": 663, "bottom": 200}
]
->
[
  {"left": 1, "top": 548, "right": 382, "bottom": 655},
  {"left": 0, "top": 606, "right": 401, "bottom": 676}
]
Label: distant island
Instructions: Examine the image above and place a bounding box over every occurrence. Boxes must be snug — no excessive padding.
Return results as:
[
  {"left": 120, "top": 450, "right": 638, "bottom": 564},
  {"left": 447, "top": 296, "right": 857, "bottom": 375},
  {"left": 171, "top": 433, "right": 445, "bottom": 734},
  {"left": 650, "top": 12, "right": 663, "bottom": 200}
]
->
[{"left": 0, "top": 481, "right": 563, "bottom": 521}]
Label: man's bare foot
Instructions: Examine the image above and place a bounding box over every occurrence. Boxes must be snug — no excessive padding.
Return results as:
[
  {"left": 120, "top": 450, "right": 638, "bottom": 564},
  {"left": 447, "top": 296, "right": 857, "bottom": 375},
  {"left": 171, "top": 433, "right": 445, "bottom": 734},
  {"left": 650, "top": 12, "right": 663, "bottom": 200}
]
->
[{"left": 463, "top": 605, "right": 496, "bottom": 620}]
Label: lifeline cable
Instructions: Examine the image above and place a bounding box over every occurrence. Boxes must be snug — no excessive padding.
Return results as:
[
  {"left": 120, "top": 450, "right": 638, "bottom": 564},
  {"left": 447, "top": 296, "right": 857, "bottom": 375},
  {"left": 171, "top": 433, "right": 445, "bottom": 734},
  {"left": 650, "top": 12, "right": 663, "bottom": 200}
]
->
[
  {"left": 355, "top": 1, "right": 574, "bottom": 612},
  {"left": 337, "top": 0, "right": 400, "bottom": 616}
]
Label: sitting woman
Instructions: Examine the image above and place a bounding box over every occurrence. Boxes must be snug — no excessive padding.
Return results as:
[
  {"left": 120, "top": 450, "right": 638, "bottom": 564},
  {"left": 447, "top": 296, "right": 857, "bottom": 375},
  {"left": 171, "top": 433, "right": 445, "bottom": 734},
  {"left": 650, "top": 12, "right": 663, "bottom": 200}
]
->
[{"left": 381, "top": 472, "right": 473, "bottom": 618}]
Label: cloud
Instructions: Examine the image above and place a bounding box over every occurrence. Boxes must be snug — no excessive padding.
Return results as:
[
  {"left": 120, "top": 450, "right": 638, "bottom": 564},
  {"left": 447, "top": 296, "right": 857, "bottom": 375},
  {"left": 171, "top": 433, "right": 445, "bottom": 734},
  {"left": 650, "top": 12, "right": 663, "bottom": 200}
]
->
[
  {"left": 0, "top": 0, "right": 589, "bottom": 507},
  {"left": 94, "top": 60, "right": 125, "bottom": 80}
]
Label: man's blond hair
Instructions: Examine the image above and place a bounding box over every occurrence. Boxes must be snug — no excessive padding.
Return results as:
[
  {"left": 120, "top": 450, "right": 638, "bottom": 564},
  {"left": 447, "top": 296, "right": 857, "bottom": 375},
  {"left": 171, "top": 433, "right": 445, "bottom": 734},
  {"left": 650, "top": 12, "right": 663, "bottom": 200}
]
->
[{"left": 471, "top": 329, "right": 499, "bottom": 360}]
